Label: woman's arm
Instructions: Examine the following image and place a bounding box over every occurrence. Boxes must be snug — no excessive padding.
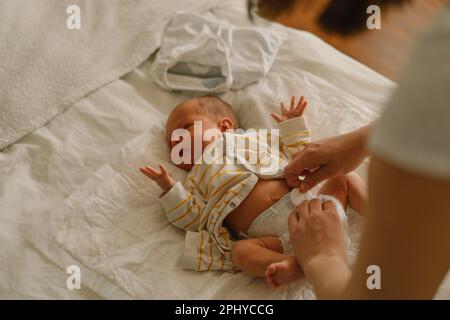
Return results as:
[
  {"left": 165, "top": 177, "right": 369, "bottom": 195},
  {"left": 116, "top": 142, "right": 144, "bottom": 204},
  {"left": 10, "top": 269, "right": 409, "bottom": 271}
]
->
[
  {"left": 343, "top": 155, "right": 450, "bottom": 299},
  {"left": 291, "top": 155, "right": 450, "bottom": 299},
  {"left": 285, "top": 123, "right": 373, "bottom": 192}
]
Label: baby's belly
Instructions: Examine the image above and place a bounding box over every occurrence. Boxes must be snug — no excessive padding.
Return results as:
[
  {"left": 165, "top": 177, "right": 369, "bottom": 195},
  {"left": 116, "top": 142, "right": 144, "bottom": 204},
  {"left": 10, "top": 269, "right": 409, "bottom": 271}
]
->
[{"left": 224, "top": 179, "right": 291, "bottom": 236}]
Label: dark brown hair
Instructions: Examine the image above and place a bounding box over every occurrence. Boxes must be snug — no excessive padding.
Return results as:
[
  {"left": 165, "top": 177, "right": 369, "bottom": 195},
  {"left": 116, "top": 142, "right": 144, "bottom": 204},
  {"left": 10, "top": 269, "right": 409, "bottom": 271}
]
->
[{"left": 249, "top": 0, "right": 412, "bottom": 35}]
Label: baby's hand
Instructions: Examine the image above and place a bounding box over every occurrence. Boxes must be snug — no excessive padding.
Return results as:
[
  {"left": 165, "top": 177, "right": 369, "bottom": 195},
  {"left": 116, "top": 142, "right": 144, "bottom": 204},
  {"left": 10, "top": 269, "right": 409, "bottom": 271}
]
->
[
  {"left": 271, "top": 96, "right": 308, "bottom": 123},
  {"left": 139, "top": 164, "right": 176, "bottom": 194}
]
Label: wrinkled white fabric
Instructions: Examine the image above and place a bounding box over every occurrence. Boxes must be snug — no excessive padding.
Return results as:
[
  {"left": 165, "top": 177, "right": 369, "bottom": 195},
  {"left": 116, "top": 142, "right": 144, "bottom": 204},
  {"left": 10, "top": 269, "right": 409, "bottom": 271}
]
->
[
  {"left": 0, "top": 0, "right": 220, "bottom": 150},
  {"left": 152, "top": 11, "right": 286, "bottom": 93}
]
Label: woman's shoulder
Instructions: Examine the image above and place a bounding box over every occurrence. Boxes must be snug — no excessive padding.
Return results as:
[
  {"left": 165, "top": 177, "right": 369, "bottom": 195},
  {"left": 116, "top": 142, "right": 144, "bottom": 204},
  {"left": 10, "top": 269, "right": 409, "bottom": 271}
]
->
[{"left": 369, "top": 6, "right": 450, "bottom": 179}]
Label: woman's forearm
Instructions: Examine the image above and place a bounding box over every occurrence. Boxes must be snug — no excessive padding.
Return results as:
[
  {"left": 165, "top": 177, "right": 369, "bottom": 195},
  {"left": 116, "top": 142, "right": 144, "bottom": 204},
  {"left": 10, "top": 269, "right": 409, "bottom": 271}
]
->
[
  {"left": 340, "top": 156, "right": 450, "bottom": 299},
  {"left": 350, "top": 122, "right": 374, "bottom": 158},
  {"left": 285, "top": 122, "right": 375, "bottom": 191},
  {"left": 304, "top": 255, "right": 352, "bottom": 300}
]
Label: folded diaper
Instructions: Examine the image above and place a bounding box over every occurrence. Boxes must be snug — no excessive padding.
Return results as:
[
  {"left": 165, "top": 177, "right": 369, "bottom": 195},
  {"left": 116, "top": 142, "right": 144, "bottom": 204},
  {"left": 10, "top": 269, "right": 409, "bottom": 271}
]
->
[
  {"left": 290, "top": 188, "right": 351, "bottom": 249},
  {"left": 242, "top": 189, "right": 351, "bottom": 255},
  {"left": 152, "top": 11, "right": 286, "bottom": 93}
]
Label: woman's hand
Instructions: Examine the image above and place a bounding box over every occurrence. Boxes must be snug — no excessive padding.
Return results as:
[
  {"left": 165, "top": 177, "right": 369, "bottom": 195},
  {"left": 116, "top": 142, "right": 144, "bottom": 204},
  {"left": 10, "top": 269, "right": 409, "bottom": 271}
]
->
[
  {"left": 284, "top": 124, "right": 372, "bottom": 192},
  {"left": 271, "top": 96, "right": 308, "bottom": 123},
  {"left": 288, "top": 199, "right": 348, "bottom": 267},
  {"left": 139, "top": 164, "right": 175, "bottom": 194},
  {"left": 288, "top": 199, "right": 351, "bottom": 299}
]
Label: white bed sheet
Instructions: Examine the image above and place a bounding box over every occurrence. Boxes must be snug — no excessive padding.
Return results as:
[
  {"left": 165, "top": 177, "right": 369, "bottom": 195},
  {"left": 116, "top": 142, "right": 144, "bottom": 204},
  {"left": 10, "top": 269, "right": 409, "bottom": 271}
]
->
[{"left": 1, "top": 0, "right": 448, "bottom": 299}]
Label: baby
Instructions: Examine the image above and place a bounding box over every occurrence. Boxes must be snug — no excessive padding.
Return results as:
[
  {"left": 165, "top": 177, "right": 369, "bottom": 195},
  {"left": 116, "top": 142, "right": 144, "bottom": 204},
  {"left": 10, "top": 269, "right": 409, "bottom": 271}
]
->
[{"left": 140, "top": 95, "right": 366, "bottom": 288}]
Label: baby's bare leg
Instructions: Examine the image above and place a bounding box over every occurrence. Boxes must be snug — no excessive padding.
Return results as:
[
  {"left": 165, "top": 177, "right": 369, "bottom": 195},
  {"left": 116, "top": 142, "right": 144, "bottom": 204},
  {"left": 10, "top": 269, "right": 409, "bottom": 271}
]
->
[
  {"left": 232, "top": 237, "right": 304, "bottom": 288},
  {"left": 318, "top": 172, "right": 367, "bottom": 214},
  {"left": 232, "top": 236, "right": 285, "bottom": 277}
]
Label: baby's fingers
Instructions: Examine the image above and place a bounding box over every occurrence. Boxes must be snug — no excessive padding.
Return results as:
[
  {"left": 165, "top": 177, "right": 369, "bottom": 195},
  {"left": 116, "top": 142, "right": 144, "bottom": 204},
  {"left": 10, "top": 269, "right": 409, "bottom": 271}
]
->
[
  {"left": 145, "top": 166, "right": 161, "bottom": 175},
  {"left": 271, "top": 113, "right": 283, "bottom": 123},
  {"left": 139, "top": 166, "right": 160, "bottom": 179},
  {"left": 139, "top": 167, "right": 154, "bottom": 179},
  {"left": 280, "top": 102, "right": 289, "bottom": 116},
  {"left": 296, "top": 96, "right": 308, "bottom": 115},
  {"left": 296, "top": 96, "right": 305, "bottom": 109},
  {"left": 290, "top": 96, "right": 296, "bottom": 112}
]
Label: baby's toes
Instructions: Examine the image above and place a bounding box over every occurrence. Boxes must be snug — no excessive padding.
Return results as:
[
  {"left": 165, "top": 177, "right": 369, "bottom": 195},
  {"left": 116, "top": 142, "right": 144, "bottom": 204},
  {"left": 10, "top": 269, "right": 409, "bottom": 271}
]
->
[
  {"left": 265, "top": 264, "right": 279, "bottom": 289},
  {"left": 265, "top": 275, "right": 276, "bottom": 289}
]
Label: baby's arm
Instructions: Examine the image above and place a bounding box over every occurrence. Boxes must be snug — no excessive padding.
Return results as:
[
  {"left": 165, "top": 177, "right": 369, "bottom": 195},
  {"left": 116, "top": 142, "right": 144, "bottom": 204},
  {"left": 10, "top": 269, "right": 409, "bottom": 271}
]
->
[
  {"left": 140, "top": 164, "right": 206, "bottom": 231},
  {"left": 272, "top": 96, "right": 312, "bottom": 159},
  {"left": 140, "top": 164, "right": 175, "bottom": 195}
]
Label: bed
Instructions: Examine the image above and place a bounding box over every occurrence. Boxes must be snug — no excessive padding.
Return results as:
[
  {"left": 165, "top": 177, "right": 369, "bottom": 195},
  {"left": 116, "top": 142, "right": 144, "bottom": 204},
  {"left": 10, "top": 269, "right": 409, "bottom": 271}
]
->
[{"left": 1, "top": 0, "right": 448, "bottom": 299}]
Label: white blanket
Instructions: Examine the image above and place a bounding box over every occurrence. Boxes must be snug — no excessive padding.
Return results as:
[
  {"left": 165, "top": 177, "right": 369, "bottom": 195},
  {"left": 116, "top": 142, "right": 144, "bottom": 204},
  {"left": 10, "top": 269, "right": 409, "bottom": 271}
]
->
[
  {"left": 30, "top": 138, "right": 333, "bottom": 299},
  {"left": 0, "top": 0, "right": 220, "bottom": 150}
]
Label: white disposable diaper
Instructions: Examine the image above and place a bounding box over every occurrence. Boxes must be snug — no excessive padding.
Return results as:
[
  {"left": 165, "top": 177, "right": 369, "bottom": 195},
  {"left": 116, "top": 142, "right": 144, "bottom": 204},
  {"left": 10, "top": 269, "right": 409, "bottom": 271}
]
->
[
  {"left": 244, "top": 189, "right": 351, "bottom": 254},
  {"left": 152, "top": 11, "right": 286, "bottom": 93}
]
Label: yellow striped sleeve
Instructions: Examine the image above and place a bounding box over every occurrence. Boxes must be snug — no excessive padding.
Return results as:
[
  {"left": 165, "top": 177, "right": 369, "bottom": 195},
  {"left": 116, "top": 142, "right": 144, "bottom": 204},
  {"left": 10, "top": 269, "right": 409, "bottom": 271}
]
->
[
  {"left": 159, "top": 181, "right": 206, "bottom": 231},
  {"left": 183, "top": 209, "right": 201, "bottom": 230},
  {"left": 281, "top": 130, "right": 311, "bottom": 140},
  {"left": 279, "top": 116, "right": 311, "bottom": 160},
  {"left": 169, "top": 206, "right": 193, "bottom": 224},
  {"left": 197, "top": 231, "right": 204, "bottom": 271},
  {"left": 207, "top": 237, "right": 214, "bottom": 270},
  {"left": 165, "top": 194, "right": 192, "bottom": 214}
]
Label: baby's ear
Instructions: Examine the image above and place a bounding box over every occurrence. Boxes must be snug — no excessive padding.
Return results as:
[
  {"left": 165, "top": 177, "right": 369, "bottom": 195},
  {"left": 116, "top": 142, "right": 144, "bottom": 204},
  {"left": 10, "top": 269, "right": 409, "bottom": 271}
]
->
[{"left": 218, "top": 118, "right": 234, "bottom": 132}]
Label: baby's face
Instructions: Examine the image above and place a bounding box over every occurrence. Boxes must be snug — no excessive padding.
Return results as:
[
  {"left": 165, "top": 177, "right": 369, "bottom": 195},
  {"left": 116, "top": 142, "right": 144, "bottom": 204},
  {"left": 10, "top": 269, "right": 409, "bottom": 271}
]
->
[{"left": 166, "top": 100, "right": 222, "bottom": 171}]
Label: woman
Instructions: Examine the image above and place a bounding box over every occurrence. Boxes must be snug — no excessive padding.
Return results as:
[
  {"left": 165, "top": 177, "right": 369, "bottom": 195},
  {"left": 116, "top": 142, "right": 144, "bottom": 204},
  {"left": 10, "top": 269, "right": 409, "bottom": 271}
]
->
[{"left": 251, "top": 0, "right": 450, "bottom": 299}]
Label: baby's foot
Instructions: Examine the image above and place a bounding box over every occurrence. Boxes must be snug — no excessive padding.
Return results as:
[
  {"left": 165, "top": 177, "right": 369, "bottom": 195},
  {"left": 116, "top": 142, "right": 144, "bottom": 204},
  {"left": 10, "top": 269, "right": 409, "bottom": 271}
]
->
[{"left": 265, "top": 256, "right": 304, "bottom": 289}]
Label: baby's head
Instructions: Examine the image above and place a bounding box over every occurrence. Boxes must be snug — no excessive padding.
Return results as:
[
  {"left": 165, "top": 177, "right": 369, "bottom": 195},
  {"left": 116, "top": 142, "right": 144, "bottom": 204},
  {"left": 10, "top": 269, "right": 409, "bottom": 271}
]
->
[{"left": 166, "top": 96, "right": 239, "bottom": 171}]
